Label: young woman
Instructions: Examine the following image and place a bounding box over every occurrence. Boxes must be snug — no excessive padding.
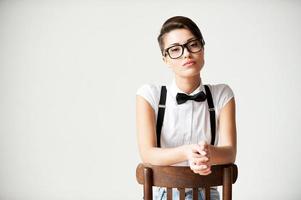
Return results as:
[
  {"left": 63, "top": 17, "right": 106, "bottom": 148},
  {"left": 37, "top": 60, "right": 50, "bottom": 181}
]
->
[{"left": 136, "top": 16, "right": 237, "bottom": 200}]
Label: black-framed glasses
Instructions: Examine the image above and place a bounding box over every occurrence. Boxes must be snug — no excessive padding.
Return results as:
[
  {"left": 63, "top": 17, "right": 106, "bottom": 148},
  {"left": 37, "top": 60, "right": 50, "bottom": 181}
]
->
[{"left": 164, "top": 39, "right": 204, "bottom": 59}]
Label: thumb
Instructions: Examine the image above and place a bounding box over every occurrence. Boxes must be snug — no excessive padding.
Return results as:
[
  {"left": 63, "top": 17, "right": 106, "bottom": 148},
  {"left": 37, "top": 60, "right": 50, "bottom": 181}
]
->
[
  {"left": 198, "top": 140, "right": 207, "bottom": 146},
  {"left": 198, "top": 140, "right": 209, "bottom": 152}
]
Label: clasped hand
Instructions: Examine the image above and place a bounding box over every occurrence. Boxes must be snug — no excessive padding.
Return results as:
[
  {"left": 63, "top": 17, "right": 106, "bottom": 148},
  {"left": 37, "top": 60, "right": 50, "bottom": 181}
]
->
[{"left": 187, "top": 141, "right": 212, "bottom": 175}]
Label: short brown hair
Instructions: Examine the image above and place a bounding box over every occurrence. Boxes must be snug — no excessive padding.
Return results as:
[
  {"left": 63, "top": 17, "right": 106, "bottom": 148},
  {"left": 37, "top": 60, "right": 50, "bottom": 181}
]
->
[{"left": 157, "top": 16, "right": 205, "bottom": 55}]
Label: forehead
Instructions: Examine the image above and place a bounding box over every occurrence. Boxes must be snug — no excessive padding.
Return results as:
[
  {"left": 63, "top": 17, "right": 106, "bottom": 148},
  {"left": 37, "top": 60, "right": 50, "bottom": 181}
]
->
[{"left": 163, "top": 28, "right": 195, "bottom": 47}]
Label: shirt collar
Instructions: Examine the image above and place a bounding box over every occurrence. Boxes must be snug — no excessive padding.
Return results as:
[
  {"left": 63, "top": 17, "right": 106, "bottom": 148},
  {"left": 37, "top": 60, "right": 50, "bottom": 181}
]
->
[{"left": 168, "top": 78, "right": 204, "bottom": 99}]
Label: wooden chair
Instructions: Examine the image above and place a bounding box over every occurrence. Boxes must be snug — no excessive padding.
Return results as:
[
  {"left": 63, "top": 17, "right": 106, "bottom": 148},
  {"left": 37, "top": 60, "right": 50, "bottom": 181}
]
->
[{"left": 136, "top": 163, "right": 238, "bottom": 200}]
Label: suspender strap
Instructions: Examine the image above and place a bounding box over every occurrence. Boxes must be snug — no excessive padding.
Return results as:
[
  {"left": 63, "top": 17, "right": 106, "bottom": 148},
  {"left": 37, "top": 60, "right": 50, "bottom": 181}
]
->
[
  {"left": 156, "top": 86, "right": 167, "bottom": 147},
  {"left": 156, "top": 85, "right": 216, "bottom": 147},
  {"left": 204, "top": 85, "right": 216, "bottom": 145}
]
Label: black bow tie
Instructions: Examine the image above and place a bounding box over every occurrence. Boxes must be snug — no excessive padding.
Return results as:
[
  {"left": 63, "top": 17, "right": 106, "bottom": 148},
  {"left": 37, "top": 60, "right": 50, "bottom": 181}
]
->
[{"left": 176, "top": 91, "right": 207, "bottom": 104}]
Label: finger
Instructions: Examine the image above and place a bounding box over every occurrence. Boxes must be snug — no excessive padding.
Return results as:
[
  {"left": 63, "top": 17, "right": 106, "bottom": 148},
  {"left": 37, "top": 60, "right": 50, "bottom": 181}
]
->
[
  {"left": 190, "top": 163, "right": 201, "bottom": 171},
  {"left": 202, "top": 166, "right": 212, "bottom": 172},
  {"left": 191, "top": 164, "right": 200, "bottom": 174},
  {"left": 196, "top": 166, "right": 212, "bottom": 174},
  {"left": 191, "top": 164, "right": 209, "bottom": 171},
  {"left": 192, "top": 156, "right": 209, "bottom": 165},
  {"left": 199, "top": 140, "right": 206, "bottom": 146},
  {"left": 192, "top": 167, "right": 210, "bottom": 175},
  {"left": 199, "top": 141, "right": 208, "bottom": 148},
  {"left": 199, "top": 169, "right": 212, "bottom": 176},
  {"left": 196, "top": 149, "right": 208, "bottom": 156},
  {"left": 201, "top": 148, "right": 210, "bottom": 158},
  {"left": 196, "top": 145, "right": 208, "bottom": 155},
  {"left": 192, "top": 148, "right": 203, "bottom": 158},
  {"left": 199, "top": 150, "right": 207, "bottom": 156},
  {"left": 191, "top": 156, "right": 209, "bottom": 165},
  {"left": 191, "top": 152, "right": 203, "bottom": 158},
  {"left": 195, "top": 157, "right": 209, "bottom": 165},
  {"left": 192, "top": 144, "right": 202, "bottom": 153}
]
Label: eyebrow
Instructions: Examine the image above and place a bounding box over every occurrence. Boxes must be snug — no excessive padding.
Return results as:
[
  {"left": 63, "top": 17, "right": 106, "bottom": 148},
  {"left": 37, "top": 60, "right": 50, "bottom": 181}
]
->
[{"left": 168, "top": 37, "right": 197, "bottom": 47}]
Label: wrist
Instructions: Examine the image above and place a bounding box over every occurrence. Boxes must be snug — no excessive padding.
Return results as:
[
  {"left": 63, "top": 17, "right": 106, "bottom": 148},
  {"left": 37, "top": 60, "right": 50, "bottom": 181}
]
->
[
  {"left": 181, "top": 144, "right": 192, "bottom": 160},
  {"left": 208, "top": 144, "right": 215, "bottom": 164}
]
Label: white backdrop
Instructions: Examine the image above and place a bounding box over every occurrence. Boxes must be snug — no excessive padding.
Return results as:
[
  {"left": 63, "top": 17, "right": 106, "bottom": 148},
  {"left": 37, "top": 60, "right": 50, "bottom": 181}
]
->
[{"left": 0, "top": 0, "right": 301, "bottom": 199}]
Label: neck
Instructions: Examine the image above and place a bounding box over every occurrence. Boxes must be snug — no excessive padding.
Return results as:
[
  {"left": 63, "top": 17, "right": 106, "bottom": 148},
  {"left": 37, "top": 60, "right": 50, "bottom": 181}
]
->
[{"left": 175, "top": 74, "right": 201, "bottom": 94}]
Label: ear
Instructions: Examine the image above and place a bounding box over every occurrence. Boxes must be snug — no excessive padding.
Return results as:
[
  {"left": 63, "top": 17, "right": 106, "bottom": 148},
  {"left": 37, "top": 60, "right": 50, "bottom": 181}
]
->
[{"left": 162, "top": 56, "right": 171, "bottom": 68}]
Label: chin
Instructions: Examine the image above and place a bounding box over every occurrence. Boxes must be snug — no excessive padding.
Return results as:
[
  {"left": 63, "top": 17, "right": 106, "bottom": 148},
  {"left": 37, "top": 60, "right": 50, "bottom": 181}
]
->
[{"left": 177, "top": 71, "right": 201, "bottom": 78}]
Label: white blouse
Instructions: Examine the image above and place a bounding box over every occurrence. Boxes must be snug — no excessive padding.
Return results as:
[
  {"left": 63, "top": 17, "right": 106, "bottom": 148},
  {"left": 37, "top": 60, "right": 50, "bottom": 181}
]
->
[{"left": 136, "top": 79, "right": 234, "bottom": 166}]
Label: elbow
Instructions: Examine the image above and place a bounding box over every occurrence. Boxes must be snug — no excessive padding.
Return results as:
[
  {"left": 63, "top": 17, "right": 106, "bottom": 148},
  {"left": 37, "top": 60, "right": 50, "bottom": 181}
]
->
[
  {"left": 230, "top": 147, "right": 237, "bottom": 163},
  {"left": 139, "top": 147, "right": 163, "bottom": 165},
  {"left": 140, "top": 154, "right": 150, "bottom": 164},
  {"left": 139, "top": 151, "right": 149, "bottom": 163},
  {"left": 139, "top": 147, "right": 155, "bottom": 164},
  {"left": 230, "top": 156, "right": 236, "bottom": 164}
]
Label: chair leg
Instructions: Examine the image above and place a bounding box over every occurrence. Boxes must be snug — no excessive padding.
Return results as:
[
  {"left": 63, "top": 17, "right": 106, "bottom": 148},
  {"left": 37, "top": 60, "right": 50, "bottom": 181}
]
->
[
  {"left": 223, "top": 167, "right": 232, "bottom": 200},
  {"left": 143, "top": 167, "right": 153, "bottom": 200}
]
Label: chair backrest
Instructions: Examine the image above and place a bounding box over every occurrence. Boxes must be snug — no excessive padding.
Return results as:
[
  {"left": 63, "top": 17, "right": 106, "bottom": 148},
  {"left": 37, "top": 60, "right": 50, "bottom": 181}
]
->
[{"left": 136, "top": 163, "right": 238, "bottom": 200}]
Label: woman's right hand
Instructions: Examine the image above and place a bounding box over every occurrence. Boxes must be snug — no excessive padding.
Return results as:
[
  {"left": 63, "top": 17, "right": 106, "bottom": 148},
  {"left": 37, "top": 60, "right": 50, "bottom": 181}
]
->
[{"left": 185, "top": 142, "right": 212, "bottom": 175}]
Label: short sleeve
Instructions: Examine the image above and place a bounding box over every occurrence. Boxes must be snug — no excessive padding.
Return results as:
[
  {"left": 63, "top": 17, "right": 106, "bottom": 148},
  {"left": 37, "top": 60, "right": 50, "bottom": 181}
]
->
[
  {"left": 136, "top": 84, "right": 160, "bottom": 112},
  {"left": 210, "top": 84, "right": 234, "bottom": 111}
]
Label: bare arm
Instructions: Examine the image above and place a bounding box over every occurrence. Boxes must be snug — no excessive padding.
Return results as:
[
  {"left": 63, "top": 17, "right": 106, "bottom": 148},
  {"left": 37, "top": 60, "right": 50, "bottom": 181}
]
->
[
  {"left": 209, "top": 98, "right": 237, "bottom": 165},
  {"left": 136, "top": 95, "right": 199, "bottom": 166}
]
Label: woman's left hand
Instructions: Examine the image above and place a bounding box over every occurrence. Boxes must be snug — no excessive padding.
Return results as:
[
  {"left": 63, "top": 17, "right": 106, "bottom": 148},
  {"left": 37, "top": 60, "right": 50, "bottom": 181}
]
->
[{"left": 189, "top": 141, "right": 212, "bottom": 175}]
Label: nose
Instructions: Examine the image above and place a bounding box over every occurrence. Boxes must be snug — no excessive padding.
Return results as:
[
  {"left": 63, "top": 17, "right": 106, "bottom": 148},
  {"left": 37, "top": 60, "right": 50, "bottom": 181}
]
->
[{"left": 182, "top": 46, "right": 191, "bottom": 58}]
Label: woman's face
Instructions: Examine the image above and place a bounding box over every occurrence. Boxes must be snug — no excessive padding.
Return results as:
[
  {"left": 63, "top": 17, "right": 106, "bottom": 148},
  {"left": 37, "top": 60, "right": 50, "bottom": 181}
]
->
[{"left": 162, "top": 28, "right": 204, "bottom": 78}]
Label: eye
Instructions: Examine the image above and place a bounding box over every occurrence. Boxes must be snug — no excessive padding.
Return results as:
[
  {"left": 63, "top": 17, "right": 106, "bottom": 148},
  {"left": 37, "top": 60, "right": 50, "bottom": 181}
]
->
[
  {"left": 169, "top": 46, "right": 181, "bottom": 53},
  {"left": 189, "top": 41, "right": 200, "bottom": 47}
]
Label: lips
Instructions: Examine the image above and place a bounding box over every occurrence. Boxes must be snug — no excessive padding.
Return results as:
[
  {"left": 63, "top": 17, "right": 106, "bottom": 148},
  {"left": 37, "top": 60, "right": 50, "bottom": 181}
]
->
[{"left": 183, "top": 60, "right": 196, "bottom": 67}]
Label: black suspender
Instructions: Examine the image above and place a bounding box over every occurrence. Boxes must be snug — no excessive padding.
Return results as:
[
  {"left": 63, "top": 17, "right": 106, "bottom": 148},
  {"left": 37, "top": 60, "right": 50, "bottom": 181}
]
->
[
  {"left": 204, "top": 85, "right": 216, "bottom": 145},
  {"left": 156, "top": 84, "right": 216, "bottom": 147},
  {"left": 156, "top": 86, "right": 167, "bottom": 147}
]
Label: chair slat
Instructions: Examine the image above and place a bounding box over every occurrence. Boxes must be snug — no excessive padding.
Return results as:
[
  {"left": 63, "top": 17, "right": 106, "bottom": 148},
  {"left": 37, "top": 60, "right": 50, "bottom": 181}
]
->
[
  {"left": 204, "top": 187, "right": 210, "bottom": 200},
  {"left": 192, "top": 188, "right": 198, "bottom": 200},
  {"left": 166, "top": 188, "right": 172, "bottom": 200},
  {"left": 178, "top": 188, "right": 185, "bottom": 200}
]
